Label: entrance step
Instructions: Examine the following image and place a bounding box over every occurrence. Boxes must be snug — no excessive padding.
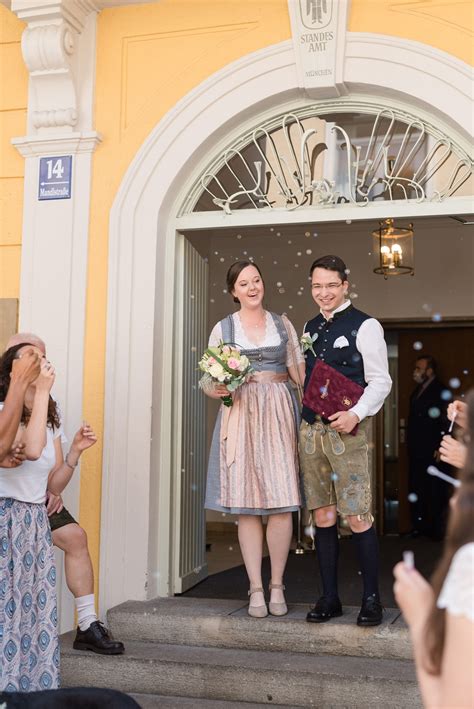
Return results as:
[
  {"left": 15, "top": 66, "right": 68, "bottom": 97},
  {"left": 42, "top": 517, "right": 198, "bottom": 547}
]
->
[
  {"left": 60, "top": 636, "right": 421, "bottom": 708},
  {"left": 107, "top": 597, "right": 411, "bottom": 661},
  {"left": 130, "top": 694, "right": 297, "bottom": 708}
]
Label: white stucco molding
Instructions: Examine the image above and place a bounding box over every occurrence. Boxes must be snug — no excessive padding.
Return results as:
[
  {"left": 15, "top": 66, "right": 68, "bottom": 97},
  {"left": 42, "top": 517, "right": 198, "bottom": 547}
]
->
[
  {"left": 100, "top": 33, "right": 473, "bottom": 614},
  {"left": 12, "top": 0, "right": 99, "bottom": 134},
  {"left": 345, "top": 33, "right": 473, "bottom": 147},
  {"left": 12, "top": 131, "right": 102, "bottom": 156}
]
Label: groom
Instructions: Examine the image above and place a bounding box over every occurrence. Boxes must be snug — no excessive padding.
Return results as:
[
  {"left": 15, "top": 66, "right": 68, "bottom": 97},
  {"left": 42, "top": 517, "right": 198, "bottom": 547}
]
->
[{"left": 299, "top": 255, "right": 392, "bottom": 626}]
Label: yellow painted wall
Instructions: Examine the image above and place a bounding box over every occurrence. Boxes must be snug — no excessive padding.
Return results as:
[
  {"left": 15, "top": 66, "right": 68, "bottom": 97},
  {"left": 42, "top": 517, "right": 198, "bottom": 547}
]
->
[
  {"left": 349, "top": 0, "right": 474, "bottom": 65},
  {"left": 0, "top": 6, "right": 27, "bottom": 300}
]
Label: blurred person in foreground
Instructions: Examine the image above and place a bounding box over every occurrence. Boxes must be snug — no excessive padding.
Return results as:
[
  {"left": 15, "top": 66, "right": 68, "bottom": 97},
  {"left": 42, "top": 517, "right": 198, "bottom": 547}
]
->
[{"left": 393, "top": 391, "right": 474, "bottom": 708}]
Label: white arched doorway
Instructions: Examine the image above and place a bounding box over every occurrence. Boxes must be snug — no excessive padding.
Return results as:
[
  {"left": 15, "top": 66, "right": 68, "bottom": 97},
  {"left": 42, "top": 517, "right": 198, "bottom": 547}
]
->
[{"left": 99, "top": 34, "right": 473, "bottom": 614}]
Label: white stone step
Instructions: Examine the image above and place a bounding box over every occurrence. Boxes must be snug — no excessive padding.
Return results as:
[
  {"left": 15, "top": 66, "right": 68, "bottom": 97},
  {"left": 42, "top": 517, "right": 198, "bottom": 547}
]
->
[
  {"left": 107, "top": 597, "right": 411, "bottom": 660},
  {"left": 60, "top": 635, "right": 421, "bottom": 708}
]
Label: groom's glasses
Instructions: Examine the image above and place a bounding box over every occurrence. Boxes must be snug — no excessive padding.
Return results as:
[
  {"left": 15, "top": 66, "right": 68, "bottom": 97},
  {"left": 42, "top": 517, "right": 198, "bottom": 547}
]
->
[{"left": 311, "top": 281, "right": 343, "bottom": 293}]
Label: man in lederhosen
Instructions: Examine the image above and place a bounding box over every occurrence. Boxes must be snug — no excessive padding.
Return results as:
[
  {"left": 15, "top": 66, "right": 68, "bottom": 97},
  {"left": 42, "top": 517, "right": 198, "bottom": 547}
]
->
[{"left": 299, "top": 255, "right": 392, "bottom": 626}]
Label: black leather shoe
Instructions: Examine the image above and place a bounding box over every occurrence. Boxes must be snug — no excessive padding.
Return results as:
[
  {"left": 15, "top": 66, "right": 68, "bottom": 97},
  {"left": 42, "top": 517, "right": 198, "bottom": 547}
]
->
[
  {"left": 357, "top": 597, "right": 383, "bottom": 626},
  {"left": 306, "top": 596, "right": 343, "bottom": 623},
  {"left": 73, "top": 621, "right": 125, "bottom": 655}
]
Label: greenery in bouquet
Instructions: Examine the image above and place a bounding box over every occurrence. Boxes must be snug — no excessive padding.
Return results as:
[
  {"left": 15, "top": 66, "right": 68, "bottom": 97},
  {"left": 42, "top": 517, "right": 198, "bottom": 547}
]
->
[{"left": 198, "top": 342, "right": 254, "bottom": 407}]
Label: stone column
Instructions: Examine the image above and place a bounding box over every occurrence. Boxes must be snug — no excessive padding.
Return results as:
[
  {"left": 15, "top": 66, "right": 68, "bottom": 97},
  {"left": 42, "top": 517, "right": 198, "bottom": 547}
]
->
[{"left": 11, "top": 0, "right": 101, "bottom": 630}]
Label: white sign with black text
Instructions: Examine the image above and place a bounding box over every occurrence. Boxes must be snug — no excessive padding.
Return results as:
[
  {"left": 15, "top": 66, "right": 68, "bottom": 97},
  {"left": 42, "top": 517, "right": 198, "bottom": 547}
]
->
[{"left": 288, "top": 0, "right": 349, "bottom": 98}]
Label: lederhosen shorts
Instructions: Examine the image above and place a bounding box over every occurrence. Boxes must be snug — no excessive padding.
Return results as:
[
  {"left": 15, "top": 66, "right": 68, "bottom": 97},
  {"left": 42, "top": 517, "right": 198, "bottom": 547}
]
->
[{"left": 299, "top": 417, "right": 373, "bottom": 523}]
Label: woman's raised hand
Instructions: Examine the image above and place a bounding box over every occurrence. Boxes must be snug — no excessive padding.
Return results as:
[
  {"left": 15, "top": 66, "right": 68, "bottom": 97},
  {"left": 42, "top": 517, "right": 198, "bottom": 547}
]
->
[
  {"left": 36, "top": 358, "right": 56, "bottom": 392},
  {"left": 71, "top": 422, "right": 98, "bottom": 453}
]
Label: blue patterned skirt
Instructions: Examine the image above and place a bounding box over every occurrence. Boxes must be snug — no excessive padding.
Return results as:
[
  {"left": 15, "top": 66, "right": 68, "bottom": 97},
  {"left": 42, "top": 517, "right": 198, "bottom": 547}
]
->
[{"left": 0, "top": 498, "right": 59, "bottom": 692}]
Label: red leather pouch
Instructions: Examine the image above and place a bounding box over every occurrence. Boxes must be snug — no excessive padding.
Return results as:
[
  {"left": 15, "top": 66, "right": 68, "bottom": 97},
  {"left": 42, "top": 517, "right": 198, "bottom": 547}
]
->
[{"left": 302, "top": 360, "right": 364, "bottom": 436}]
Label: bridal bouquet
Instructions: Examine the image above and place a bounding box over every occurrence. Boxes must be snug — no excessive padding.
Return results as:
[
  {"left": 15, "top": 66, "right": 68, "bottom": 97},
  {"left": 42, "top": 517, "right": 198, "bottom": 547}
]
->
[{"left": 198, "top": 342, "right": 254, "bottom": 407}]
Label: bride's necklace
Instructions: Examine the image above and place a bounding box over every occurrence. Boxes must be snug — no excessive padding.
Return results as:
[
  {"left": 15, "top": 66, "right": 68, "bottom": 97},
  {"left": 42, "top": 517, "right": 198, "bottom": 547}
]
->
[{"left": 240, "top": 311, "right": 266, "bottom": 329}]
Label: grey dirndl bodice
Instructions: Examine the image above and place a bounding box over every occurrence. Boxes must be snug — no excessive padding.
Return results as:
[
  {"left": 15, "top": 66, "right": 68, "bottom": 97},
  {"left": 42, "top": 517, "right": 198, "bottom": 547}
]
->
[{"left": 221, "top": 312, "right": 289, "bottom": 374}]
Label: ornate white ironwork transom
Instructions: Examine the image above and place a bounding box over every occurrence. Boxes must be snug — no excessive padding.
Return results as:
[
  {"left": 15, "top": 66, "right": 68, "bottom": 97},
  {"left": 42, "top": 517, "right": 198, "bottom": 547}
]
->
[{"left": 185, "top": 103, "right": 473, "bottom": 215}]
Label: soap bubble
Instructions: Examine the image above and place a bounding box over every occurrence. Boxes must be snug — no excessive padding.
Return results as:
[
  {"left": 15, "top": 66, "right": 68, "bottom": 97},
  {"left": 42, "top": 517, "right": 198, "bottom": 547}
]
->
[
  {"left": 297, "top": 291, "right": 302, "bottom": 296},
  {"left": 214, "top": 251, "right": 219, "bottom": 255},
  {"left": 422, "top": 303, "right": 432, "bottom": 312},
  {"left": 432, "top": 312, "right": 442, "bottom": 322},
  {"left": 297, "top": 252, "right": 302, "bottom": 257},
  {"left": 223, "top": 289, "right": 227, "bottom": 293},
  {"left": 350, "top": 292, "right": 358, "bottom": 299},
  {"left": 243, "top": 251, "right": 247, "bottom": 255},
  {"left": 441, "top": 389, "right": 452, "bottom": 401},
  {"left": 279, "top": 288, "right": 286, "bottom": 294},
  {"left": 413, "top": 341, "right": 423, "bottom": 351},
  {"left": 236, "top": 234, "right": 242, "bottom": 239},
  {"left": 219, "top": 257, "right": 225, "bottom": 262},
  {"left": 330, "top": 472, "right": 339, "bottom": 481},
  {"left": 294, "top": 264, "right": 299, "bottom": 268},
  {"left": 345, "top": 269, "right": 351, "bottom": 275},
  {"left": 288, "top": 240, "right": 292, "bottom": 244},
  {"left": 351, "top": 330, "right": 358, "bottom": 337},
  {"left": 449, "top": 378, "right": 461, "bottom": 389},
  {"left": 428, "top": 407, "right": 441, "bottom": 419},
  {"left": 190, "top": 294, "right": 195, "bottom": 299},
  {"left": 273, "top": 261, "right": 278, "bottom": 265},
  {"left": 288, "top": 305, "right": 293, "bottom": 309},
  {"left": 306, "top": 249, "right": 312, "bottom": 255},
  {"left": 190, "top": 346, "right": 196, "bottom": 352},
  {"left": 276, "top": 232, "right": 281, "bottom": 236},
  {"left": 305, "top": 231, "right": 310, "bottom": 237},
  {"left": 408, "top": 493, "right": 418, "bottom": 503},
  {"left": 463, "top": 369, "right": 469, "bottom": 375}
]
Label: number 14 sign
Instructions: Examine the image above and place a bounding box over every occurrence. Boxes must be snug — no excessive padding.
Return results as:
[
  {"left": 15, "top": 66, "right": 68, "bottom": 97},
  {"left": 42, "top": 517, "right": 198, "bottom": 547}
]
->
[{"left": 38, "top": 156, "right": 72, "bottom": 200}]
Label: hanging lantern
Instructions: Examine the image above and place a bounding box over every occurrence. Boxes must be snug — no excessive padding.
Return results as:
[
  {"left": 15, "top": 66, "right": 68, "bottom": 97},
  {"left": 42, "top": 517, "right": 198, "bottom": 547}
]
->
[{"left": 372, "top": 218, "right": 414, "bottom": 278}]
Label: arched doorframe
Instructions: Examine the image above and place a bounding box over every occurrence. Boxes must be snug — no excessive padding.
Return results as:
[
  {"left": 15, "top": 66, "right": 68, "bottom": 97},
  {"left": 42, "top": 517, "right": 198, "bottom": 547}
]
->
[{"left": 99, "top": 33, "right": 473, "bottom": 614}]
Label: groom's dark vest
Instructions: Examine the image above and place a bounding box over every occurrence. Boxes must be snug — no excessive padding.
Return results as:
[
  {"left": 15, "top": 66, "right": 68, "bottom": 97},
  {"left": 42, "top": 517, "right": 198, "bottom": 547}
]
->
[{"left": 302, "top": 304, "right": 371, "bottom": 424}]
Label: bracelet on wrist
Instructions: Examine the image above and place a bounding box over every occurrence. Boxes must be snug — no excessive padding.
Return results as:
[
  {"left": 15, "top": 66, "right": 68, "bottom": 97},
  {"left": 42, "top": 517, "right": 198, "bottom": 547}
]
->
[{"left": 65, "top": 452, "right": 78, "bottom": 470}]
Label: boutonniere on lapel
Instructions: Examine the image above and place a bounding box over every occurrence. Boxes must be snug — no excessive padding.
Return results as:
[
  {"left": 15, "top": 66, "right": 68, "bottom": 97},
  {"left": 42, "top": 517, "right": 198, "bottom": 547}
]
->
[{"left": 300, "top": 331, "right": 318, "bottom": 357}]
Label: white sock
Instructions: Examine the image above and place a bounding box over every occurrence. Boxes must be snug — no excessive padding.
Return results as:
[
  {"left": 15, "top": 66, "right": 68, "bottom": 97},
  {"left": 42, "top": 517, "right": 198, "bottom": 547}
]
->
[{"left": 75, "top": 594, "right": 98, "bottom": 631}]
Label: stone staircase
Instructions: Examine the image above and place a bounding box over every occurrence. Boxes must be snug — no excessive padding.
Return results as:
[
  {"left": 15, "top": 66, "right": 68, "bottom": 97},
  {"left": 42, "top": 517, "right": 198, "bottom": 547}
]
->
[{"left": 60, "top": 597, "right": 422, "bottom": 708}]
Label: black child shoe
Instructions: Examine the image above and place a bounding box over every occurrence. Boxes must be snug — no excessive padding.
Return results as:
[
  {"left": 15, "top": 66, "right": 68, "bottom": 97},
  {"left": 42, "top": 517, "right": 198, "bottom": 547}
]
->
[
  {"left": 73, "top": 620, "right": 125, "bottom": 655},
  {"left": 306, "top": 596, "right": 343, "bottom": 623},
  {"left": 357, "top": 596, "right": 383, "bottom": 627}
]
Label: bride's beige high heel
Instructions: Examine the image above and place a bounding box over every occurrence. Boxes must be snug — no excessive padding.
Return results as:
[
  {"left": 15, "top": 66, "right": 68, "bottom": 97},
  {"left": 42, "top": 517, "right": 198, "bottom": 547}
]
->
[
  {"left": 269, "top": 582, "right": 288, "bottom": 616},
  {"left": 248, "top": 586, "right": 268, "bottom": 618}
]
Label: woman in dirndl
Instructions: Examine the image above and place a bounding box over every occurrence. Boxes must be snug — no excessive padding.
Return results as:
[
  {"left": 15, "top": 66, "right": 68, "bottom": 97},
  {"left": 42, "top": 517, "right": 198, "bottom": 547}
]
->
[
  {"left": 204, "top": 261, "right": 305, "bottom": 618},
  {"left": 0, "top": 343, "right": 97, "bottom": 692}
]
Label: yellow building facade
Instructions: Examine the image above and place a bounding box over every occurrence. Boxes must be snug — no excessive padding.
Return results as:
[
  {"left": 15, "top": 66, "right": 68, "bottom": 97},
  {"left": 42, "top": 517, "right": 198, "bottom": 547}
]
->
[{"left": 1, "top": 0, "right": 473, "bottom": 629}]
